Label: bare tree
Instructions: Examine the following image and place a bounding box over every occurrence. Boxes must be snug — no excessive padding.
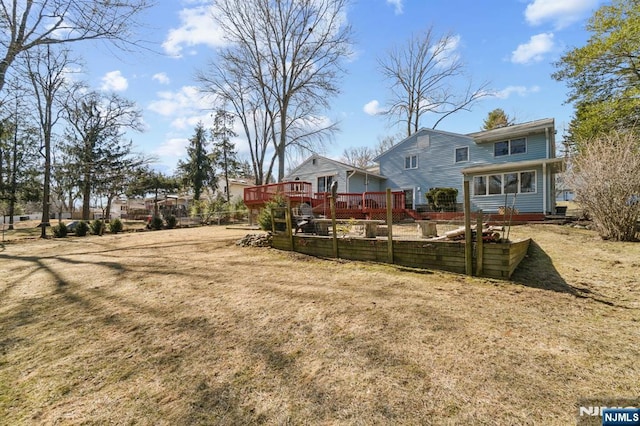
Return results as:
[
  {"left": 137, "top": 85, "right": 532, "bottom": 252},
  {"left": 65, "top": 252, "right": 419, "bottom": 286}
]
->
[
  {"left": 23, "top": 46, "right": 75, "bottom": 237},
  {"left": 205, "top": 0, "right": 353, "bottom": 182},
  {"left": 340, "top": 146, "right": 375, "bottom": 169},
  {"left": 198, "top": 62, "right": 274, "bottom": 185},
  {"left": 378, "top": 27, "right": 490, "bottom": 136},
  {"left": 0, "top": 0, "right": 153, "bottom": 95},
  {"left": 374, "top": 133, "right": 403, "bottom": 156},
  {"left": 568, "top": 130, "right": 640, "bottom": 241},
  {"left": 63, "top": 90, "right": 143, "bottom": 220}
]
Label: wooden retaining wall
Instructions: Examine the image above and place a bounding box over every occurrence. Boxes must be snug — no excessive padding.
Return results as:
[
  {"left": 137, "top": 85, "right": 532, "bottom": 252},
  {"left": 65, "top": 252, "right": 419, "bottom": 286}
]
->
[{"left": 272, "top": 233, "right": 531, "bottom": 279}]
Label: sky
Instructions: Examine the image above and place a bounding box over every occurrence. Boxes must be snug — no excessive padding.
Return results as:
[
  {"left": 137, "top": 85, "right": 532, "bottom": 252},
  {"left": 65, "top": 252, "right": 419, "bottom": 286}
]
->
[{"left": 76, "top": 0, "right": 604, "bottom": 175}]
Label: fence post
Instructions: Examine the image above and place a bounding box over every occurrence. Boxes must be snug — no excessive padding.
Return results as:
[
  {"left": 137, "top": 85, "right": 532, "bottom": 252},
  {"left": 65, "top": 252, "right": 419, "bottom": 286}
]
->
[
  {"left": 464, "top": 180, "right": 473, "bottom": 276},
  {"left": 386, "top": 188, "right": 393, "bottom": 264},
  {"left": 285, "top": 202, "right": 293, "bottom": 250},
  {"left": 330, "top": 183, "right": 338, "bottom": 258},
  {"left": 476, "top": 210, "right": 483, "bottom": 276}
]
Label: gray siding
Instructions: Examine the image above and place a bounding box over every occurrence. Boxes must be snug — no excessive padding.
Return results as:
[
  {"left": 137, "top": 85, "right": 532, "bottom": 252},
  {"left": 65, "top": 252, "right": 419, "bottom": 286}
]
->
[
  {"left": 467, "top": 166, "right": 544, "bottom": 213},
  {"left": 286, "top": 155, "right": 385, "bottom": 193},
  {"left": 377, "top": 127, "right": 554, "bottom": 211}
]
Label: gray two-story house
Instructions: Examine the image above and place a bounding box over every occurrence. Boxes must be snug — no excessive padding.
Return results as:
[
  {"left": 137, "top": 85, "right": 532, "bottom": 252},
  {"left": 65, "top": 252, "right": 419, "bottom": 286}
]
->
[
  {"left": 282, "top": 118, "right": 564, "bottom": 217},
  {"left": 375, "top": 118, "right": 563, "bottom": 215}
]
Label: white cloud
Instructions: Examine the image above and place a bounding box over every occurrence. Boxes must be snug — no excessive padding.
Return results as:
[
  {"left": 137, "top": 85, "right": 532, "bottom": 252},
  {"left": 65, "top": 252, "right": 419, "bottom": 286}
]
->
[
  {"left": 525, "top": 0, "right": 599, "bottom": 29},
  {"left": 432, "top": 34, "right": 462, "bottom": 68},
  {"left": 363, "top": 100, "right": 385, "bottom": 115},
  {"left": 162, "top": 5, "right": 227, "bottom": 57},
  {"left": 511, "top": 33, "right": 554, "bottom": 64},
  {"left": 100, "top": 70, "right": 128, "bottom": 92},
  {"left": 147, "top": 85, "right": 208, "bottom": 117},
  {"left": 152, "top": 72, "right": 170, "bottom": 85},
  {"left": 494, "top": 85, "right": 541, "bottom": 99},
  {"left": 154, "top": 137, "right": 189, "bottom": 158},
  {"left": 386, "top": 0, "right": 403, "bottom": 15}
]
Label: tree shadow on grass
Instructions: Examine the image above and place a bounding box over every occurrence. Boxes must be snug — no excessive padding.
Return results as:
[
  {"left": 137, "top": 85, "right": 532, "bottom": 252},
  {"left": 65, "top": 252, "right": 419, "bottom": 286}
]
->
[{"left": 510, "top": 241, "right": 617, "bottom": 307}]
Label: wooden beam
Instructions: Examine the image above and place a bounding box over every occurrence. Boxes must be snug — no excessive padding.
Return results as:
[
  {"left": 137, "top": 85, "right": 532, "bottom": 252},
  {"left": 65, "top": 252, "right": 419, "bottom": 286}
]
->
[
  {"left": 464, "top": 180, "right": 473, "bottom": 275},
  {"left": 386, "top": 188, "right": 394, "bottom": 264},
  {"left": 476, "top": 210, "right": 483, "bottom": 276}
]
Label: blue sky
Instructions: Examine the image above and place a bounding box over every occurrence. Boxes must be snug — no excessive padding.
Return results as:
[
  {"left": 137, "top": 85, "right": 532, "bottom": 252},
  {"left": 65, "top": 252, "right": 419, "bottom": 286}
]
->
[{"left": 77, "top": 0, "right": 603, "bottom": 174}]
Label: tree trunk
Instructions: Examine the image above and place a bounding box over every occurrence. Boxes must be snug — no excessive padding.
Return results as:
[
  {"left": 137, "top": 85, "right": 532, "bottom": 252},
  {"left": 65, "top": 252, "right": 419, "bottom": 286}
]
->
[
  {"left": 40, "top": 137, "right": 51, "bottom": 238},
  {"left": 82, "top": 169, "right": 91, "bottom": 220}
]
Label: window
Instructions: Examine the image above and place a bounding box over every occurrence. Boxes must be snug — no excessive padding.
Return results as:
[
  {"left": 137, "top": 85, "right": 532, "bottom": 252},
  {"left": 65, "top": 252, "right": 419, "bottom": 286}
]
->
[
  {"left": 520, "top": 171, "right": 536, "bottom": 193},
  {"left": 494, "top": 138, "right": 527, "bottom": 156},
  {"left": 489, "top": 175, "right": 502, "bottom": 194},
  {"left": 510, "top": 138, "right": 526, "bottom": 154},
  {"left": 404, "top": 155, "right": 417, "bottom": 169},
  {"left": 455, "top": 147, "right": 469, "bottom": 163},
  {"left": 473, "top": 176, "right": 486, "bottom": 196},
  {"left": 504, "top": 173, "right": 518, "bottom": 194},
  {"left": 494, "top": 141, "right": 509, "bottom": 157},
  {"left": 317, "top": 175, "right": 334, "bottom": 193},
  {"left": 474, "top": 171, "right": 537, "bottom": 195}
]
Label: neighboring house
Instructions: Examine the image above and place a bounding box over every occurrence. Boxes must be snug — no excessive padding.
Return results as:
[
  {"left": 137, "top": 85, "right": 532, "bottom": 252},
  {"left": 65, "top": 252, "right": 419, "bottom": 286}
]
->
[
  {"left": 285, "top": 154, "right": 386, "bottom": 194},
  {"left": 286, "top": 118, "right": 563, "bottom": 216},
  {"left": 217, "top": 178, "right": 253, "bottom": 201}
]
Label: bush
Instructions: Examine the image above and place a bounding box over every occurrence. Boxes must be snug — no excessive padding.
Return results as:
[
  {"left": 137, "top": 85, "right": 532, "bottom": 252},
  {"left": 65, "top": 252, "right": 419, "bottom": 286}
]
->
[
  {"left": 165, "top": 215, "right": 177, "bottom": 229},
  {"left": 52, "top": 223, "right": 68, "bottom": 238},
  {"left": 109, "top": 218, "right": 123, "bottom": 234},
  {"left": 568, "top": 130, "right": 640, "bottom": 241},
  {"left": 258, "top": 194, "right": 287, "bottom": 231},
  {"left": 90, "top": 219, "right": 105, "bottom": 235},
  {"left": 149, "top": 216, "right": 164, "bottom": 230},
  {"left": 75, "top": 221, "right": 89, "bottom": 237},
  {"left": 425, "top": 187, "right": 459, "bottom": 211}
]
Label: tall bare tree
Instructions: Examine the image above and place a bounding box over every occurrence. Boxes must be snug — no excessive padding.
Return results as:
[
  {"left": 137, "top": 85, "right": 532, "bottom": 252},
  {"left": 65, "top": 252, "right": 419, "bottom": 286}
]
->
[
  {"left": 378, "top": 27, "right": 490, "bottom": 136},
  {"left": 203, "top": 0, "right": 352, "bottom": 182},
  {"left": 0, "top": 0, "right": 153, "bottom": 95},
  {"left": 24, "top": 46, "right": 75, "bottom": 237}
]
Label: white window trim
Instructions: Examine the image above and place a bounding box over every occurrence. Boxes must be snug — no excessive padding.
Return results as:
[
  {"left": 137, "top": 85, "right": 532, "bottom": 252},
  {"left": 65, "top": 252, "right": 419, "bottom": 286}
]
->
[
  {"left": 404, "top": 155, "right": 418, "bottom": 169},
  {"left": 473, "top": 170, "right": 537, "bottom": 196},
  {"left": 494, "top": 137, "right": 528, "bottom": 157},
  {"left": 317, "top": 175, "right": 335, "bottom": 193},
  {"left": 454, "top": 146, "right": 469, "bottom": 163}
]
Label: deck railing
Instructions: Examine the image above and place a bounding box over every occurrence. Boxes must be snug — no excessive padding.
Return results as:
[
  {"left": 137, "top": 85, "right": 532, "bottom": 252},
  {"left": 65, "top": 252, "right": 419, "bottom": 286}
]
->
[
  {"left": 244, "top": 181, "right": 313, "bottom": 206},
  {"left": 244, "top": 182, "right": 407, "bottom": 218}
]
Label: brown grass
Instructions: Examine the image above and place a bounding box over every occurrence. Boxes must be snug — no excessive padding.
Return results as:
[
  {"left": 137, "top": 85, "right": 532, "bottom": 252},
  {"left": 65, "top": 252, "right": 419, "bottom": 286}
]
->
[{"left": 1, "top": 224, "right": 639, "bottom": 424}]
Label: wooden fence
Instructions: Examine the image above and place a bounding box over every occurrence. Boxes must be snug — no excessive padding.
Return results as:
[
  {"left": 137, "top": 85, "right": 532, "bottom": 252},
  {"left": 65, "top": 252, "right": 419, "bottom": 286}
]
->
[{"left": 270, "top": 188, "right": 531, "bottom": 280}]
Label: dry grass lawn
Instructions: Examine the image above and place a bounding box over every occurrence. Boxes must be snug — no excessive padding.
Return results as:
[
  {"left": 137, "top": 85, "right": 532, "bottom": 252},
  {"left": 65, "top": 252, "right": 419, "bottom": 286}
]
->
[{"left": 1, "top": 224, "right": 639, "bottom": 425}]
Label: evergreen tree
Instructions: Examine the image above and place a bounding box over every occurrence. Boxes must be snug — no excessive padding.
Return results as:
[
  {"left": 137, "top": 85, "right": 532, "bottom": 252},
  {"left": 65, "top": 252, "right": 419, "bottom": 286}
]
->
[
  {"left": 176, "top": 122, "right": 215, "bottom": 201},
  {"left": 482, "top": 108, "right": 513, "bottom": 130}
]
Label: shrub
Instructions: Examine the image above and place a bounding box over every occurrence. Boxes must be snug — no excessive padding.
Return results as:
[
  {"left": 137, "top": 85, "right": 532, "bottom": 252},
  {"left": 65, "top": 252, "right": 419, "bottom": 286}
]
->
[
  {"left": 258, "top": 194, "right": 287, "bottom": 231},
  {"left": 165, "top": 215, "right": 177, "bottom": 229},
  {"left": 149, "top": 215, "right": 164, "bottom": 230},
  {"left": 426, "top": 187, "right": 458, "bottom": 211},
  {"left": 75, "top": 221, "right": 89, "bottom": 237},
  {"left": 568, "top": 130, "right": 640, "bottom": 241},
  {"left": 90, "top": 219, "right": 105, "bottom": 235},
  {"left": 109, "top": 218, "right": 123, "bottom": 234},
  {"left": 52, "top": 223, "right": 68, "bottom": 238}
]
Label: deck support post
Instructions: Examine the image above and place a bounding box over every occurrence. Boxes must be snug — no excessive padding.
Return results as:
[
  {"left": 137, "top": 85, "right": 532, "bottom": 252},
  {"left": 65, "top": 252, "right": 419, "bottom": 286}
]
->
[
  {"left": 330, "top": 183, "right": 338, "bottom": 258},
  {"left": 386, "top": 188, "right": 394, "bottom": 264},
  {"left": 464, "top": 180, "right": 473, "bottom": 276},
  {"left": 476, "top": 210, "right": 484, "bottom": 276}
]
